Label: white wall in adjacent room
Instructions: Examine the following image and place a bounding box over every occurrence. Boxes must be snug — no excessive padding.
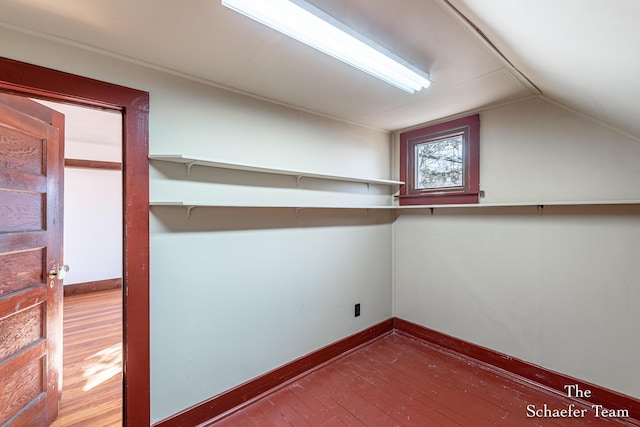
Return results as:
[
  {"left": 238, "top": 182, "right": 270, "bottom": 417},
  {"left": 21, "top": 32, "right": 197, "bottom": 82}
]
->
[
  {"left": 63, "top": 166, "right": 122, "bottom": 285},
  {"left": 61, "top": 107, "right": 123, "bottom": 286}
]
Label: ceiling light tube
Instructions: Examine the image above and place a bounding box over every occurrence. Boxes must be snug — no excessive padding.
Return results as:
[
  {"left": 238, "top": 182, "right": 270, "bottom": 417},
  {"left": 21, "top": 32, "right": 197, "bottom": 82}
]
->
[{"left": 221, "top": 0, "right": 431, "bottom": 93}]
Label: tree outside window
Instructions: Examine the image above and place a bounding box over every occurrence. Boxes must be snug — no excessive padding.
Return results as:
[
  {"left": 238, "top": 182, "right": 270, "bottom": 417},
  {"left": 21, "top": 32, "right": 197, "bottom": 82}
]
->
[{"left": 398, "top": 114, "right": 480, "bottom": 205}]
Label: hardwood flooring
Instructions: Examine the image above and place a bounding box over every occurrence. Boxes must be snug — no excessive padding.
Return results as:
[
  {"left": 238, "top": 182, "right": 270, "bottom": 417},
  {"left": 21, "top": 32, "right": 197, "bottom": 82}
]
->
[
  {"left": 48, "top": 290, "right": 637, "bottom": 426},
  {"left": 50, "top": 289, "right": 122, "bottom": 427},
  {"left": 211, "top": 333, "right": 638, "bottom": 427}
]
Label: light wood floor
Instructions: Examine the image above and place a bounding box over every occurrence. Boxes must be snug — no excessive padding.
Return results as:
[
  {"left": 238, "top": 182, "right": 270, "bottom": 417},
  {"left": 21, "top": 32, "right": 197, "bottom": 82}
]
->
[
  {"left": 211, "top": 333, "right": 639, "bottom": 427},
  {"left": 51, "top": 289, "right": 122, "bottom": 427}
]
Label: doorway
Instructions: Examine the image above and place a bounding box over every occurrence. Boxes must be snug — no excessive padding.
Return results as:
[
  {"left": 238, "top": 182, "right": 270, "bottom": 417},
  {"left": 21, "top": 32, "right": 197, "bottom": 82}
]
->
[
  {"left": 0, "top": 56, "right": 150, "bottom": 425},
  {"left": 41, "top": 100, "right": 124, "bottom": 425}
]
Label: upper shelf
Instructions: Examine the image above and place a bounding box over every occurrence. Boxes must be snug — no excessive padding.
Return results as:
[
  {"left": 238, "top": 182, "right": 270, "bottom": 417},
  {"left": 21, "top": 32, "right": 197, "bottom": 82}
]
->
[
  {"left": 149, "top": 154, "right": 404, "bottom": 186},
  {"left": 150, "top": 201, "right": 397, "bottom": 210}
]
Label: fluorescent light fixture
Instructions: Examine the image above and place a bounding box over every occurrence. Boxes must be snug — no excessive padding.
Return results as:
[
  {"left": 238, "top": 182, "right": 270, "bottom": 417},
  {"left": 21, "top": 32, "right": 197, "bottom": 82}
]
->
[{"left": 221, "top": 0, "right": 431, "bottom": 93}]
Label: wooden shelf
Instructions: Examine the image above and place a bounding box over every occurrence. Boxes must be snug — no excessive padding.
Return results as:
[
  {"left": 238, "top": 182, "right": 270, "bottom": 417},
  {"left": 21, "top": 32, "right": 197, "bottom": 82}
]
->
[
  {"left": 151, "top": 201, "right": 395, "bottom": 209},
  {"left": 150, "top": 200, "right": 640, "bottom": 219},
  {"left": 396, "top": 200, "right": 640, "bottom": 209},
  {"left": 151, "top": 199, "right": 640, "bottom": 210},
  {"left": 150, "top": 201, "right": 396, "bottom": 218},
  {"left": 149, "top": 154, "right": 404, "bottom": 187},
  {"left": 149, "top": 155, "right": 638, "bottom": 215}
]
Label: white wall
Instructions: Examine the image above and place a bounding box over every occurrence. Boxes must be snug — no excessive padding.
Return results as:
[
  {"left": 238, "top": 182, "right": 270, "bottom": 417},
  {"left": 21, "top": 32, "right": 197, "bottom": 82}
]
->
[
  {"left": 63, "top": 128, "right": 123, "bottom": 285},
  {"left": 0, "top": 26, "right": 395, "bottom": 423},
  {"left": 151, "top": 207, "right": 392, "bottom": 418},
  {"left": 394, "top": 97, "right": 640, "bottom": 399},
  {"left": 478, "top": 98, "right": 640, "bottom": 203},
  {"left": 147, "top": 79, "right": 395, "bottom": 420},
  {"left": 66, "top": 139, "right": 121, "bottom": 163},
  {"left": 63, "top": 166, "right": 122, "bottom": 285}
]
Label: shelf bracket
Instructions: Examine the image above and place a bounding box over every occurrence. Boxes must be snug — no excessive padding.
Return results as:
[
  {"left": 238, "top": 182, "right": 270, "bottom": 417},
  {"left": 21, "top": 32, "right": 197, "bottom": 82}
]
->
[
  {"left": 186, "top": 205, "right": 196, "bottom": 219},
  {"left": 429, "top": 207, "right": 434, "bottom": 216},
  {"left": 185, "top": 161, "right": 197, "bottom": 177},
  {"left": 537, "top": 205, "right": 544, "bottom": 216},
  {"left": 296, "top": 175, "right": 303, "bottom": 186},
  {"left": 366, "top": 183, "right": 371, "bottom": 191},
  {"left": 295, "top": 207, "right": 302, "bottom": 217}
]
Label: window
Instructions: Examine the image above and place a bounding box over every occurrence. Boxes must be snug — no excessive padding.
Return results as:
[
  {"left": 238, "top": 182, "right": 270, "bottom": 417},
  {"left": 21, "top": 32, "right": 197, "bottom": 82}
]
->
[{"left": 398, "top": 114, "right": 480, "bottom": 205}]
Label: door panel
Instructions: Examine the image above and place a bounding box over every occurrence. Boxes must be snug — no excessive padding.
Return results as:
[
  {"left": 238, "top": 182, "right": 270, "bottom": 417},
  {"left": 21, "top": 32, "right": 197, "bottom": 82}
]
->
[
  {"left": 0, "top": 93, "right": 63, "bottom": 426},
  {"left": 1, "top": 351, "right": 45, "bottom": 422},
  {"left": 0, "top": 305, "right": 43, "bottom": 361},
  {"left": 0, "top": 124, "right": 45, "bottom": 175},
  {"left": 0, "top": 248, "right": 45, "bottom": 295},
  {"left": 0, "top": 190, "right": 45, "bottom": 232}
]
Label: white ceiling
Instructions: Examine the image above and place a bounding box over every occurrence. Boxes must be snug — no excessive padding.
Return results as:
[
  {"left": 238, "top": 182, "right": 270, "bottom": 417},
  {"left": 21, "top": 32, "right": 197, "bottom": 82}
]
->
[
  {"left": 450, "top": 0, "right": 640, "bottom": 139},
  {"left": 1, "top": 0, "right": 638, "bottom": 137},
  {"left": 35, "top": 100, "right": 122, "bottom": 147}
]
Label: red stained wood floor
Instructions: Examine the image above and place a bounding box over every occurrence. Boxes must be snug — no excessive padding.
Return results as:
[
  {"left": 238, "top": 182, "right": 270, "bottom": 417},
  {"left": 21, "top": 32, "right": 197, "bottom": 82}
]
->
[{"left": 209, "top": 333, "right": 638, "bottom": 427}]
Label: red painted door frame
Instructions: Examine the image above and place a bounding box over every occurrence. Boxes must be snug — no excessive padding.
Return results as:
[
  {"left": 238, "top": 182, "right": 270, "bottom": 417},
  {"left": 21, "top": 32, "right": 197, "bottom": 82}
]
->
[{"left": 0, "top": 56, "right": 150, "bottom": 426}]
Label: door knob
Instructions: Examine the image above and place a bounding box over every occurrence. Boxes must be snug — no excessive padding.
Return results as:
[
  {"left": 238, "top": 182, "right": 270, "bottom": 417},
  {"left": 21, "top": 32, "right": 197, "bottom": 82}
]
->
[{"left": 49, "top": 264, "right": 70, "bottom": 280}]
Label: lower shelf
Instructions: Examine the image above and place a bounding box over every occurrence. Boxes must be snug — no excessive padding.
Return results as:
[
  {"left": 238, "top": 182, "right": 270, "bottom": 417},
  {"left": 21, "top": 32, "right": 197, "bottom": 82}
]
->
[
  {"left": 150, "top": 200, "right": 640, "bottom": 219},
  {"left": 150, "top": 201, "right": 396, "bottom": 218},
  {"left": 150, "top": 199, "right": 640, "bottom": 211}
]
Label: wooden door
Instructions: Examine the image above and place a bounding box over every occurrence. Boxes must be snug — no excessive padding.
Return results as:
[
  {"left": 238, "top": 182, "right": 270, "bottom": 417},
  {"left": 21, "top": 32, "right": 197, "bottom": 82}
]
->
[{"left": 0, "top": 93, "right": 64, "bottom": 426}]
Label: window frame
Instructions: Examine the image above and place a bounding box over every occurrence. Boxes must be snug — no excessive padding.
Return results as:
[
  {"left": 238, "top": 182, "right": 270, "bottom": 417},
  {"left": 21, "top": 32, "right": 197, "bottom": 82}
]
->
[{"left": 398, "top": 114, "right": 480, "bottom": 205}]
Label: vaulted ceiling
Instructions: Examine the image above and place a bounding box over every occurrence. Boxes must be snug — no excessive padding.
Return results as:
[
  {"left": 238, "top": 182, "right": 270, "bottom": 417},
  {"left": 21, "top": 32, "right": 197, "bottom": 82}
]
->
[{"left": 1, "top": 0, "right": 638, "bottom": 137}]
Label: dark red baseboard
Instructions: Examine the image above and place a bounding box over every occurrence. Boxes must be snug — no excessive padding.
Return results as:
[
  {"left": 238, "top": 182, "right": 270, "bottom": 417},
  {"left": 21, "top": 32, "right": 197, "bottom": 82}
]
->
[
  {"left": 393, "top": 317, "right": 640, "bottom": 422},
  {"left": 154, "top": 319, "right": 394, "bottom": 427},
  {"left": 155, "top": 317, "right": 639, "bottom": 426},
  {"left": 63, "top": 278, "right": 122, "bottom": 296}
]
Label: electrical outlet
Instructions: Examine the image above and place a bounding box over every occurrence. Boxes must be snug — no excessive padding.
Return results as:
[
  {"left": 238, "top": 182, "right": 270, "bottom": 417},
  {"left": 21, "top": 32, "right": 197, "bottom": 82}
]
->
[{"left": 354, "top": 303, "right": 361, "bottom": 317}]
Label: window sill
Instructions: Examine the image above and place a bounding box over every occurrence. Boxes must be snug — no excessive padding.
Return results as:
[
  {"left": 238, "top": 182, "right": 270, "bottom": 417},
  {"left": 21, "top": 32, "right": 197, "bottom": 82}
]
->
[{"left": 396, "top": 191, "right": 479, "bottom": 206}]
